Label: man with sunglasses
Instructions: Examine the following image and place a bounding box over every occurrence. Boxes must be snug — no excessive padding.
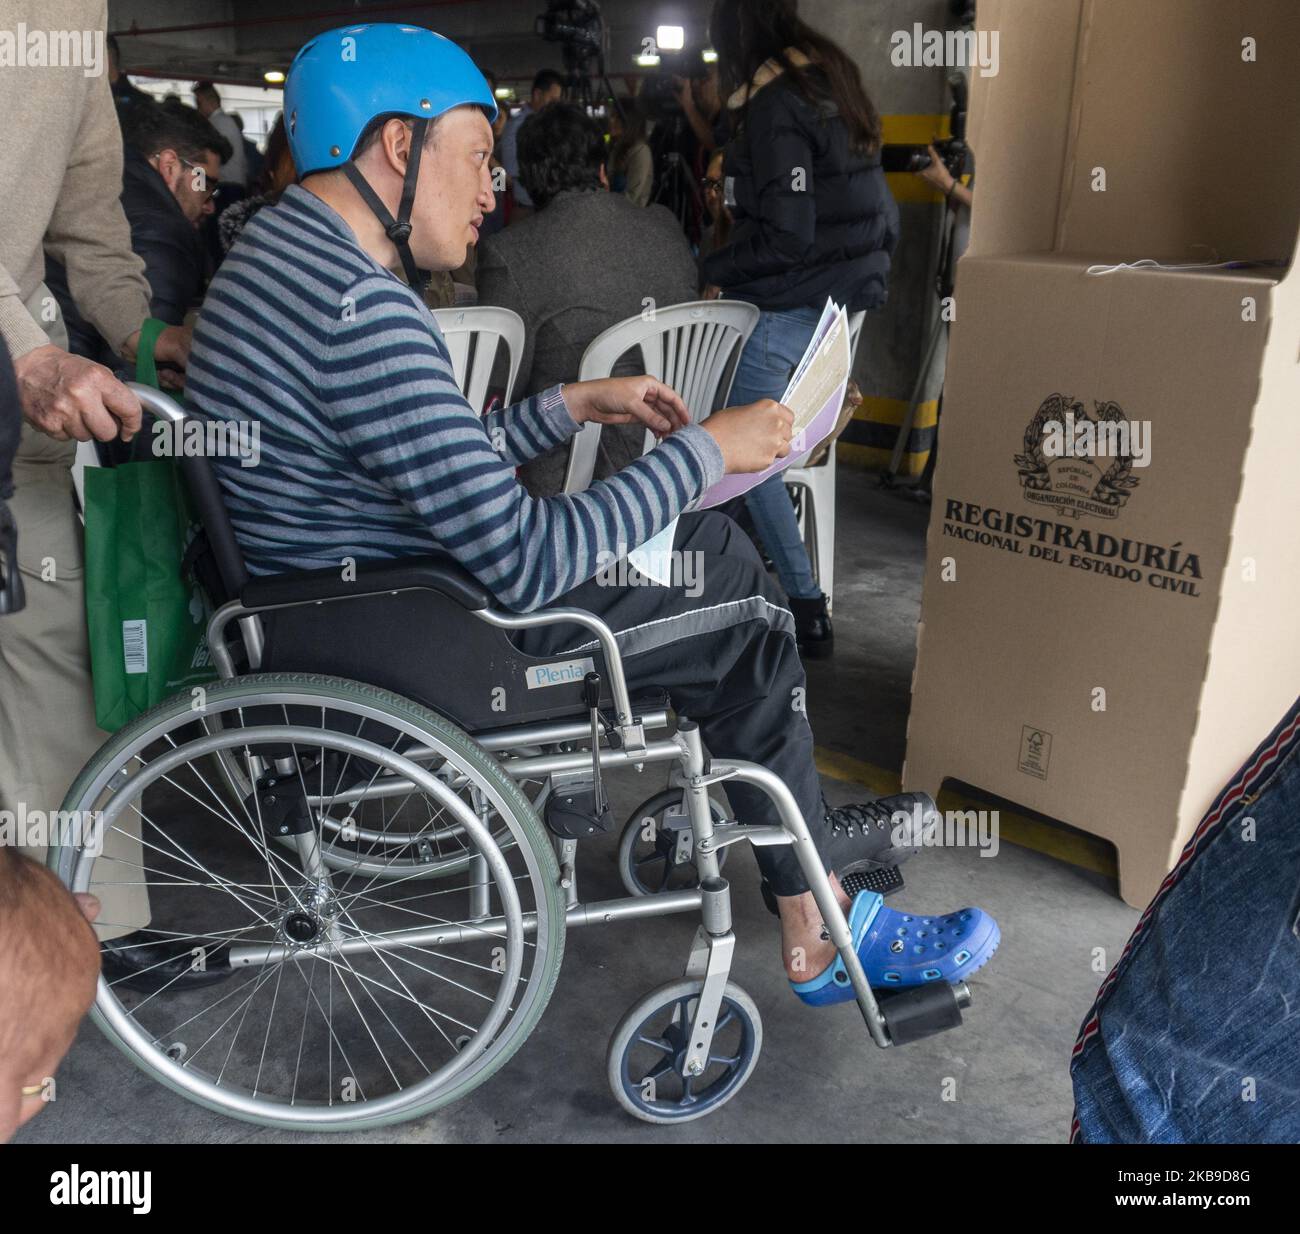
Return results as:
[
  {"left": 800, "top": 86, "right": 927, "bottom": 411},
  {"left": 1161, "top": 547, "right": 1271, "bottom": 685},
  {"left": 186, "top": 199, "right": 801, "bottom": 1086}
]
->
[{"left": 45, "top": 100, "right": 231, "bottom": 371}]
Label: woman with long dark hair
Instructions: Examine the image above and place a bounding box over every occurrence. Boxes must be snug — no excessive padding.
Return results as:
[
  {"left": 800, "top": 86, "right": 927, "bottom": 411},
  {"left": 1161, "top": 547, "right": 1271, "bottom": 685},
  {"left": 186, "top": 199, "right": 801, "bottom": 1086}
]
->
[{"left": 703, "top": 0, "right": 899, "bottom": 657}]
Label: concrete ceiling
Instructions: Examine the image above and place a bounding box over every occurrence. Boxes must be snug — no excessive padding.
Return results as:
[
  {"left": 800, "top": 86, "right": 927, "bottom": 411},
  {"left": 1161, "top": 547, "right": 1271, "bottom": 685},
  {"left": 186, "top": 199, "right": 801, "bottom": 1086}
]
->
[{"left": 110, "top": 0, "right": 715, "bottom": 90}]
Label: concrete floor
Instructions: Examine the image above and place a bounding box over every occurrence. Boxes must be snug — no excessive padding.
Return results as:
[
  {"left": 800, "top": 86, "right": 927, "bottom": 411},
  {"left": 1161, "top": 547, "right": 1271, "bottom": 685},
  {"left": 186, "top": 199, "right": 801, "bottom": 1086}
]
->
[{"left": 19, "top": 470, "right": 1139, "bottom": 1145}]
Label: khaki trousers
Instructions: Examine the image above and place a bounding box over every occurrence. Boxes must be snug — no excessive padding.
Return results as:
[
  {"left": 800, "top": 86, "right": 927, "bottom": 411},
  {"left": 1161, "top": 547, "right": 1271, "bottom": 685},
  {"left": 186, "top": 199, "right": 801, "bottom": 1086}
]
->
[{"left": 0, "top": 286, "right": 148, "bottom": 940}]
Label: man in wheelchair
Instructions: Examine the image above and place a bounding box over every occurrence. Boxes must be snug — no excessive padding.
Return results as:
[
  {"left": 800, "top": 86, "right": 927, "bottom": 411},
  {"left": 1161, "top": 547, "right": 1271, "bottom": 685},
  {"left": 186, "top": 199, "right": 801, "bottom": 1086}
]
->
[{"left": 170, "top": 23, "right": 998, "bottom": 1006}]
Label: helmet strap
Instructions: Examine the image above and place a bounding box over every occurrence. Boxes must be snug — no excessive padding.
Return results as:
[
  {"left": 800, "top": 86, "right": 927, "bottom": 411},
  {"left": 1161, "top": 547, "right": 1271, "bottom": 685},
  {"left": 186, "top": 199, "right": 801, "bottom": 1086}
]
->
[{"left": 342, "top": 116, "right": 430, "bottom": 294}]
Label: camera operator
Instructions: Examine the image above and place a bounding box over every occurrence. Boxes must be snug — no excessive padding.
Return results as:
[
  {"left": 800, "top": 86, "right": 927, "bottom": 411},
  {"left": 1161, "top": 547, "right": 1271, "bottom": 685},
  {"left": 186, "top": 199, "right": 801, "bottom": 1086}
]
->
[
  {"left": 916, "top": 141, "right": 972, "bottom": 209},
  {"left": 907, "top": 134, "right": 972, "bottom": 499},
  {"left": 641, "top": 67, "right": 700, "bottom": 237},
  {"left": 672, "top": 60, "right": 729, "bottom": 158}
]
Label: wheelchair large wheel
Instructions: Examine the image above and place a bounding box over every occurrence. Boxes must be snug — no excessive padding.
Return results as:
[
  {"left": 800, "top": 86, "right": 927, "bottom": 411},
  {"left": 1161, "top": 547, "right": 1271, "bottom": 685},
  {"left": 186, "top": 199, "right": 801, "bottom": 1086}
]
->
[
  {"left": 51, "top": 673, "right": 566, "bottom": 1131},
  {"left": 618, "top": 789, "right": 729, "bottom": 897},
  {"left": 606, "top": 979, "right": 761, "bottom": 1124},
  {"left": 201, "top": 713, "right": 524, "bottom": 884}
]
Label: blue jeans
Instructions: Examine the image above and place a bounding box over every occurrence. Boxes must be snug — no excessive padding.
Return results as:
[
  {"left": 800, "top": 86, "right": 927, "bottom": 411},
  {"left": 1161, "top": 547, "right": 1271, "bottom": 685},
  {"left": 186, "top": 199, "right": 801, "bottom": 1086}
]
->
[
  {"left": 1070, "top": 694, "right": 1300, "bottom": 1143},
  {"left": 726, "top": 305, "right": 824, "bottom": 601}
]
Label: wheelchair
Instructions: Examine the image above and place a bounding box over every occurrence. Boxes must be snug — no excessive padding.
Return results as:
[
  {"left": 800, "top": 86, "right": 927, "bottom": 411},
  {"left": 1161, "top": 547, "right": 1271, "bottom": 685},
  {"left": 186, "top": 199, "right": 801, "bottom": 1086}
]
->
[{"left": 49, "top": 385, "right": 975, "bottom": 1131}]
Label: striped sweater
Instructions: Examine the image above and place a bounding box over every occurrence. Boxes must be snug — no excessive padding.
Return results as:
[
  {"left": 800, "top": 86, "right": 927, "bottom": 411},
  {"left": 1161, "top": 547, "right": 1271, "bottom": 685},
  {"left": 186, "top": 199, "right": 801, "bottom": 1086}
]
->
[{"left": 186, "top": 185, "right": 724, "bottom": 611}]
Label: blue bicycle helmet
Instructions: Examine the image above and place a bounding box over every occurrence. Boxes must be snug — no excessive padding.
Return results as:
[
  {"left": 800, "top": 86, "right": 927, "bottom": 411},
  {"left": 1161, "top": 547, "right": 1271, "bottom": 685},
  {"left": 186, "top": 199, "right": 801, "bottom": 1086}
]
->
[{"left": 284, "top": 23, "right": 498, "bottom": 289}]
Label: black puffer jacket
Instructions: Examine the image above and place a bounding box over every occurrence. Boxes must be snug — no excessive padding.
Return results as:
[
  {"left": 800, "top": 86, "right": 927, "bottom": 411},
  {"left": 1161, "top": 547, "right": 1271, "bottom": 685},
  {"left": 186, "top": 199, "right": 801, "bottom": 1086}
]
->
[
  {"left": 45, "top": 147, "right": 205, "bottom": 365},
  {"left": 702, "top": 62, "right": 899, "bottom": 312}
]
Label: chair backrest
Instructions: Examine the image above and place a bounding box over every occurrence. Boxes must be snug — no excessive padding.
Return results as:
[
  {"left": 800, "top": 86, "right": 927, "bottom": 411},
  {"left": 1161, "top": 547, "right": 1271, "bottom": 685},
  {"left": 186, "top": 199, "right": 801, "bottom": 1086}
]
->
[
  {"left": 127, "top": 383, "right": 250, "bottom": 603},
  {"left": 431, "top": 305, "right": 526, "bottom": 414},
  {"left": 847, "top": 310, "right": 866, "bottom": 368},
  {"left": 564, "top": 299, "right": 761, "bottom": 493}
]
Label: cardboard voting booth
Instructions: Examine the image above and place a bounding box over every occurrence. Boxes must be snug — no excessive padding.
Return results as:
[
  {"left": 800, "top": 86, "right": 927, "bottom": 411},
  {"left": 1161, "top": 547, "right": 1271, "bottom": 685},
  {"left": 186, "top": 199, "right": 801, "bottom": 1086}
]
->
[{"left": 902, "top": 0, "right": 1300, "bottom": 907}]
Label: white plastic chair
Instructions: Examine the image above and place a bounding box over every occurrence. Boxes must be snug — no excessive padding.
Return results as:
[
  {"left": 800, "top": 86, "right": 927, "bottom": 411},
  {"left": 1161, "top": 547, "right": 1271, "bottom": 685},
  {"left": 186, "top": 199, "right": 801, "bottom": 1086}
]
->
[
  {"left": 431, "top": 305, "right": 526, "bottom": 413},
  {"left": 781, "top": 310, "right": 866, "bottom": 612},
  {"left": 563, "top": 300, "right": 761, "bottom": 492},
  {"left": 72, "top": 440, "right": 99, "bottom": 515}
]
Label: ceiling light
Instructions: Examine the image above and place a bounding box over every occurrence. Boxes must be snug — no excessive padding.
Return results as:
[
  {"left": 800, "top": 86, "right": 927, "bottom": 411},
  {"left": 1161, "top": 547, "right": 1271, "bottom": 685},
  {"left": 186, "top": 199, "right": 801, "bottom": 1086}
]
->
[
  {"left": 634, "top": 53, "right": 661, "bottom": 67},
  {"left": 263, "top": 69, "right": 285, "bottom": 84},
  {"left": 656, "top": 25, "right": 685, "bottom": 51}
]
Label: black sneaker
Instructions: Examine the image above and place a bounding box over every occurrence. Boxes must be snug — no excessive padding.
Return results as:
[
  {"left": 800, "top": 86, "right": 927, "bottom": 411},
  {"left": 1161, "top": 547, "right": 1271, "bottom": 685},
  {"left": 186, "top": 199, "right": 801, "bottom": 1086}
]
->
[
  {"left": 100, "top": 930, "right": 234, "bottom": 995},
  {"left": 759, "top": 792, "right": 939, "bottom": 915},
  {"left": 789, "top": 593, "right": 833, "bottom": 659}
]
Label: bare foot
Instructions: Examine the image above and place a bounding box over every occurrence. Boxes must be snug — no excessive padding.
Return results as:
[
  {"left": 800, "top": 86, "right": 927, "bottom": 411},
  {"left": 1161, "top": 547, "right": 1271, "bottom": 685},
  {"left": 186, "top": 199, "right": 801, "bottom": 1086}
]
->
[{"left": 777, "top": 873, "right": 851, "bottom": 982}]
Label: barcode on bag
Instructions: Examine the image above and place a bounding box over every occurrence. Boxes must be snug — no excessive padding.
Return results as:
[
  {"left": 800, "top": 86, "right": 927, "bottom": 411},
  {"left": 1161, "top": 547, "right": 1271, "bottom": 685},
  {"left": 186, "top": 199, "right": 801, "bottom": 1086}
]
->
[{"left": 122, "top": 620, "right": 148, "bottom": 675}]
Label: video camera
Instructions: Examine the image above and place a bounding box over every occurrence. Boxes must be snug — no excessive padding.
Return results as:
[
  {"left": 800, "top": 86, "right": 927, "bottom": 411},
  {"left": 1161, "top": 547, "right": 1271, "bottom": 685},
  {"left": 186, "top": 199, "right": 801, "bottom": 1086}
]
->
[
  {"left": 536, "top": 0, "right": 605, "bottom": 75},
  {"left": 880, "top": 71, "right": 968, "bottom": 179},
  {"left": 638, "top": 49, "right": 712, "bottom": 122}
]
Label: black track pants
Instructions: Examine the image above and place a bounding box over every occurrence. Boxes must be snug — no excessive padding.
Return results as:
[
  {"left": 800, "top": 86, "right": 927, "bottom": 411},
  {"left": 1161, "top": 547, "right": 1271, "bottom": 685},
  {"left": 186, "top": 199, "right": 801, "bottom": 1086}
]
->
[{"left": 515, "top": 510, "right": 826, "bottom": 895}]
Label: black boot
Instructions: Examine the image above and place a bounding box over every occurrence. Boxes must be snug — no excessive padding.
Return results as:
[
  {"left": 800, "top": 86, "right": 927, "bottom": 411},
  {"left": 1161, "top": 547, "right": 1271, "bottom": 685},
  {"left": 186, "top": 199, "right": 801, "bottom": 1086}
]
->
[
  {"left": 101, "top": 929, "right": 234, "bottom": 995},
  {"left": 789, "top": 592, "right": 833, "bottom": 659},
  {"left": 759, "top": 793, "right": 938, "bottom": 915}
]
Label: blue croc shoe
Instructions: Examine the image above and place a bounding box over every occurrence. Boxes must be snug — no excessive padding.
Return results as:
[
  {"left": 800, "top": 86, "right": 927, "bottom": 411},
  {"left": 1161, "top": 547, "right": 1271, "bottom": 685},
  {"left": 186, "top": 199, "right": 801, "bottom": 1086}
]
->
[{"left": 790, "top": 891, "right": 1000, "bottom": 1007}]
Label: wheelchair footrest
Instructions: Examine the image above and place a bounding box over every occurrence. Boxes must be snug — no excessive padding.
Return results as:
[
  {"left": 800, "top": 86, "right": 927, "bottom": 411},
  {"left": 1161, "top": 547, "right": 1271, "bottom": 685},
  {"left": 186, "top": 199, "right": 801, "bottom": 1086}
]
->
[
  {"left": 840, "top": 864, "right": 905, "bottom": 898},
  {"left": 877, "top": 981, "right": 968, "bottom": 1046}
]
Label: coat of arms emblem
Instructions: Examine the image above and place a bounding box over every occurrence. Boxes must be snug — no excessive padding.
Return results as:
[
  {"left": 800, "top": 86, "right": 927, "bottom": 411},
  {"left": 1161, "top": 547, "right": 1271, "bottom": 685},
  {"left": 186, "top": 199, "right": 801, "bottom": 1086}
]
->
[{"left": 1014, "top": 394, "right": 1141, "bottom": 520}]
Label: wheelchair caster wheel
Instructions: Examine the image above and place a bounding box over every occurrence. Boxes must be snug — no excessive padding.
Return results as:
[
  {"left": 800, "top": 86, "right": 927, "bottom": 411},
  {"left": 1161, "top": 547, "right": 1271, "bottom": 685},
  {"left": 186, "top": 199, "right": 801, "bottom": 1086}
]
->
[
  {"left": 606, "top": 979, "right": 761, "bottom": 1124},
  {"left": 618, "top": 790, "right": 728, "bottom": 897}
]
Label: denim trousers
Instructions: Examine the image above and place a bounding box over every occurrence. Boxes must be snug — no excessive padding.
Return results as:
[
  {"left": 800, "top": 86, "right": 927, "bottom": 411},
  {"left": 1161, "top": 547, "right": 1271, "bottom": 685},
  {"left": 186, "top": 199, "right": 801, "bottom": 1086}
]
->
[
  {"left": 725, "top": 305, "right": 824, "bottom": 601},
  {"left": 1070, "top": 694, "right": 1300, "bottom": 1143}
]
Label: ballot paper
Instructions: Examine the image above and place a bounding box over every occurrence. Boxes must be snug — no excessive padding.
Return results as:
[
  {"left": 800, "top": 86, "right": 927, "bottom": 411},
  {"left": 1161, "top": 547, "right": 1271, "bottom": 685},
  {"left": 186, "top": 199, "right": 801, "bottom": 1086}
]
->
[
  {"left": 626, "top": 518, "right": 679, "bottom": 587},
  {"left": 694, "top": 298, "right": 851, "bottom": 509},
  {"left": 616, "top": 298, "right": 850, "bottom": 586}
]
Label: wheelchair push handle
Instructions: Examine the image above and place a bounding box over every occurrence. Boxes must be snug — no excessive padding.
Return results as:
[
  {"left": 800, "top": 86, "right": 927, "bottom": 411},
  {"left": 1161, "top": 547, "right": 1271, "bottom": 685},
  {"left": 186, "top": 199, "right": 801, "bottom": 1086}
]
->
[{"left": 126, "top": 380, "right": 187, "bottom": 428}]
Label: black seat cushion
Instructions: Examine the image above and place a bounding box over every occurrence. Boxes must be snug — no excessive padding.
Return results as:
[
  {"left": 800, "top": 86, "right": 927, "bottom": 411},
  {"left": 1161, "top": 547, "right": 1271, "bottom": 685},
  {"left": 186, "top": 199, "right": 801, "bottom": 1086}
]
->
[{"left": 242, "top": 555, "right": 492, "bottom": 612}]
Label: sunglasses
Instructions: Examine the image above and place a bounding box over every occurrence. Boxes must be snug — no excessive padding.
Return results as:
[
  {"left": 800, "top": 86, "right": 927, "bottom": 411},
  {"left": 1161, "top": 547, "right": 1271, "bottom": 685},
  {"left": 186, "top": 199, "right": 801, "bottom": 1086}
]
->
[{"left": 176, "top": 155, "right": 221, "bottom": 200}]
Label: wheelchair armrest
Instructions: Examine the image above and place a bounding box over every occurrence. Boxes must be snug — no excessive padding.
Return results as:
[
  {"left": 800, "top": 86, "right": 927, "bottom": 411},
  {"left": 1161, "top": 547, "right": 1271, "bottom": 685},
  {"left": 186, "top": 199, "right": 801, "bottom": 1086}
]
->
[{"left": 239, "top": 555, "right": 493, "bottom": 612}]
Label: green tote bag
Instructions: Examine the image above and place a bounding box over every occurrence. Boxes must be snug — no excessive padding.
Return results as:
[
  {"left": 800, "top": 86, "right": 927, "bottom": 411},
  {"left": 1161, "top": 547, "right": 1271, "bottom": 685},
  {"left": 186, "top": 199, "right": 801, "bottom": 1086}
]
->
[{"left": 83, "top": 319, "right": 217, "bottom": 732}]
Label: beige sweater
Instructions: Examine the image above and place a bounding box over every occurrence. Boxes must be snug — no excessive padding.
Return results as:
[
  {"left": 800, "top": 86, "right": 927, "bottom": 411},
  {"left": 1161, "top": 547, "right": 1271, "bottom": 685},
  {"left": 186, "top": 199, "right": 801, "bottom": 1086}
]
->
[{"left": 0, "top": 0, "right": 150, "bottom": 359}]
